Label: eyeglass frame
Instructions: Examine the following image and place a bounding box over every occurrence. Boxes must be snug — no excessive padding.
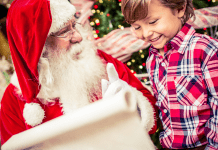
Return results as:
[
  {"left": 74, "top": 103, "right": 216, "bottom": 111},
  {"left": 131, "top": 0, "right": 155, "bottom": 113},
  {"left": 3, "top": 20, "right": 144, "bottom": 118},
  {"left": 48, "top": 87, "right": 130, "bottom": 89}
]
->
[{"left": 50, "top": 22, "right": 81, "bottom": 40}]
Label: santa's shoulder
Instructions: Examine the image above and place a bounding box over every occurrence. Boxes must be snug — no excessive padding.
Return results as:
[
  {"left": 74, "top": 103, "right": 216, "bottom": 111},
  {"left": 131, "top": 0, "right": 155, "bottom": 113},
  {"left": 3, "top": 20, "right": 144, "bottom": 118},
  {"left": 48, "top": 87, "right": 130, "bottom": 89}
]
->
[
  {"left": 97, "top": 49, "right": 124, "bottom": 67},
  {"left": 97, "top": 49, "right": 113, "bottom": 61},
  {"left": 1, "top": 83, "right": 25, "bottom": 114}
]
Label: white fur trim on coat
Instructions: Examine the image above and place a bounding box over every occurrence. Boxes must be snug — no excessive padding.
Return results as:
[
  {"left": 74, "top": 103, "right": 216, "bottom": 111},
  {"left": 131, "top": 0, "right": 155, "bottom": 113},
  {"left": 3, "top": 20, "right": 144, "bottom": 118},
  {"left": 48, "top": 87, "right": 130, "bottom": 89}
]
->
[{"left": 132, "top": 87, "right": 155, "bottom": 132}]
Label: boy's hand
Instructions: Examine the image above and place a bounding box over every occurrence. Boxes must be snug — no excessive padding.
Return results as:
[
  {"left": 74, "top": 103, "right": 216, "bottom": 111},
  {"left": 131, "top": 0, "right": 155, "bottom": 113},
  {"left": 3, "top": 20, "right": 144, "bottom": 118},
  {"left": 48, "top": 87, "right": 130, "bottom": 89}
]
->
[{"left": 101, "top": 63, "right": 132, "bottom": 99}]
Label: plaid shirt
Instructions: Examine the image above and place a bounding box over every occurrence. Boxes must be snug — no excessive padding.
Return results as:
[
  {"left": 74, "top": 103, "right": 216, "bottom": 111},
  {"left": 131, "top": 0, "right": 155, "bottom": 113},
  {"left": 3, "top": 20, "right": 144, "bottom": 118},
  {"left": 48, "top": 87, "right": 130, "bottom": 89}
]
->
[{"left": 146, "top": 23, "right": 218, "bottom": 149}]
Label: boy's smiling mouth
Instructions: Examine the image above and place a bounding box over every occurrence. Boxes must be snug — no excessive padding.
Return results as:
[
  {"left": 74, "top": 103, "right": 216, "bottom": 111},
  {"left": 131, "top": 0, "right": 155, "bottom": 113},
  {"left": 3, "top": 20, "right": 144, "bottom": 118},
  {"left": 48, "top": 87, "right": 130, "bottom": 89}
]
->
[{"left": 150, "top": 35, "right": 163, "bottom": 42}]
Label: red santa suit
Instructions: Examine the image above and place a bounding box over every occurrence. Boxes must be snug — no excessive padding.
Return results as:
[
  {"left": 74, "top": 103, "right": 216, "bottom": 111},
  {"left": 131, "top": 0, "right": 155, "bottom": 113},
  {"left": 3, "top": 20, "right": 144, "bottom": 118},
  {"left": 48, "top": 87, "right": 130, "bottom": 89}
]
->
[{"left": 0, "top": 0, "right": 157, "bottom": 145}]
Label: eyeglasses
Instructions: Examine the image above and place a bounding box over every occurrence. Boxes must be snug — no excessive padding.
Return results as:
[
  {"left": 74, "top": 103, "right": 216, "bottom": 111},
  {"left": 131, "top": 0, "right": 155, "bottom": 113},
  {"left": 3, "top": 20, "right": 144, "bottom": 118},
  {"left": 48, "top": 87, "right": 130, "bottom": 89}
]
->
[
  {"left": 51, "top": 29, "right": 76, "bottom": 41},
  {"left": 51, "top": 22, "right": 81, "bottom": 40},
  {"left": 57, "top": 30, "right": 75, "bottom": 38}
]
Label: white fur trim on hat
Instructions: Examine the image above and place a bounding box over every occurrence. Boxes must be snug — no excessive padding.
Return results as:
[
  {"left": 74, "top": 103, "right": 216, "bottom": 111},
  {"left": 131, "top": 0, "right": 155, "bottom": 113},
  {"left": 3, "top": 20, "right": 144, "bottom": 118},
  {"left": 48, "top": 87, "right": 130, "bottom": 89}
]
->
[
  {"left": 23, "top": 103, "right": 45, "bottom": 127},
  {"left": 48, "top": 0, "right": 76, "bottom": 36}
]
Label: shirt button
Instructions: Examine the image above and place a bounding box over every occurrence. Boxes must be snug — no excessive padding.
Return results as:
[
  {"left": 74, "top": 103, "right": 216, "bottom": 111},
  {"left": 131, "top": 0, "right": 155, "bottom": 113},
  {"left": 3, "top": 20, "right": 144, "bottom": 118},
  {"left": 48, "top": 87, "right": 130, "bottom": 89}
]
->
[
  {"left": 161, "top": 62, "right": 165, "bottom": 66},
  {"left": 163, "top": 109, "right": 167, "bottom": 113},
  {"left": 167, "top": 129, "right": 171, "bottom": 135},
  {"left": 187, "top": 78, "right": 191, "bottom": 82}
]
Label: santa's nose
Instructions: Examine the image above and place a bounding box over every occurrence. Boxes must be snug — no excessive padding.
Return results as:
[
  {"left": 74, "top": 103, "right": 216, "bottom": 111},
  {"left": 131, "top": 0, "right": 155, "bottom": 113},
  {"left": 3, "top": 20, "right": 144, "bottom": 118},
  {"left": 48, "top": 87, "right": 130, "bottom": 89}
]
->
[{"left": 70, "top": 30, "right": 83, "bottom": 44}]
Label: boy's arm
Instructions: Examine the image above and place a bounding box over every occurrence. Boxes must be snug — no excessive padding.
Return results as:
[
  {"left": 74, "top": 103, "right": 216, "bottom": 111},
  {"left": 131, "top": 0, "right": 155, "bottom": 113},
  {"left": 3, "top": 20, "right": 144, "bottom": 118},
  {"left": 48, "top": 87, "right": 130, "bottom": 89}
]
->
[{"left": 202, "top": 46, "right": 218, "bottom": 150}]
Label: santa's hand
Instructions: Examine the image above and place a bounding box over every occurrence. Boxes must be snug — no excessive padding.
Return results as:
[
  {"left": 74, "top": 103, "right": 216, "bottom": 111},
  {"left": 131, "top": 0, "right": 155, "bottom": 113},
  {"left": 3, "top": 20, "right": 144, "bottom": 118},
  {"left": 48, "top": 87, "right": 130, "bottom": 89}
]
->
[
  {"left": 101, "top": 63, "right": 132, "bottom": 98},
  {"left": 102, "top": 64, "right": 155, "bottom": 133}
]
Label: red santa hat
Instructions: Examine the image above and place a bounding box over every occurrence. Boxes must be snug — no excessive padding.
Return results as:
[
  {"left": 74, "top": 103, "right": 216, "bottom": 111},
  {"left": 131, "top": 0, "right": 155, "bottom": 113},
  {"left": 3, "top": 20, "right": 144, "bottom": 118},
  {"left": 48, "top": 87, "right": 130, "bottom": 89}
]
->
[{"left": 7, "top": 0, "right": 76, "bottom": 127}]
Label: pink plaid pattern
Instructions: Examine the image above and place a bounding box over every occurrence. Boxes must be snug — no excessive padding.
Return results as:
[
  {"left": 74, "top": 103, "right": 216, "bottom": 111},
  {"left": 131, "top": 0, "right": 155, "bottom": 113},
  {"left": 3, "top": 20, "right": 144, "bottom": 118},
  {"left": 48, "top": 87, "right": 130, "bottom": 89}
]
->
[{"left": 146, "top": 23, "right": 218, "bottom": 149}]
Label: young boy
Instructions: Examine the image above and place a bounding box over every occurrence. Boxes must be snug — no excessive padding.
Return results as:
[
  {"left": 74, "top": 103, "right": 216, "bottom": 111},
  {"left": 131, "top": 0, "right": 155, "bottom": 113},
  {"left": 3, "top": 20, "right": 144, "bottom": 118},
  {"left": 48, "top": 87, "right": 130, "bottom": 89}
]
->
[{"left": 122, "top": 0, "right": 218, "bottom": 149}]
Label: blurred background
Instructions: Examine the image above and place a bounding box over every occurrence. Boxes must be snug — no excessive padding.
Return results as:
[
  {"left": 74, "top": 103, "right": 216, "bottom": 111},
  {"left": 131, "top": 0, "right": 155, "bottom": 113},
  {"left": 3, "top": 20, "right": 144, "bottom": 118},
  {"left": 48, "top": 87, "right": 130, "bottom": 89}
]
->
[{"left": 0, "top": 0, "right": 218, "bottom": 149}]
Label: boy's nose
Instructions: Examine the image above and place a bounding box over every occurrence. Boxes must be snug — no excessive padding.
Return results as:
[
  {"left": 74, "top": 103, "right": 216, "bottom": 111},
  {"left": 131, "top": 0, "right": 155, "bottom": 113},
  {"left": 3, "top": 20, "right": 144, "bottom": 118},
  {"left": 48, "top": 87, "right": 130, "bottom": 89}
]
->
[
  {"left": 70, "top": 30, "right": 83, "bottom": 44},
  {"left": 142, "top": 29, "right": 153, "bottom": 41}
]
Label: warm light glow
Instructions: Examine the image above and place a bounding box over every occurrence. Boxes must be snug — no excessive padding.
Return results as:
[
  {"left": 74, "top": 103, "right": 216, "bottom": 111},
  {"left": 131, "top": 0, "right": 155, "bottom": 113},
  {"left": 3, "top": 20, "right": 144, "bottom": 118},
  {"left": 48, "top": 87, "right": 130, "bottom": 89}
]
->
[
  {"left": 94, "top": 34, "right": 98, "bottom": 38},
  {"left": 92, "top": 9, "right": 96, "bottom": 13},
  {"left": 95, "top": 19, "right": 100, "bottom": 23},
  {"left": 90, "top": 22, "right": 95, "bottom": 26},
  {"left": 127, "top": 62, "right": 131, "bottom": 66}
]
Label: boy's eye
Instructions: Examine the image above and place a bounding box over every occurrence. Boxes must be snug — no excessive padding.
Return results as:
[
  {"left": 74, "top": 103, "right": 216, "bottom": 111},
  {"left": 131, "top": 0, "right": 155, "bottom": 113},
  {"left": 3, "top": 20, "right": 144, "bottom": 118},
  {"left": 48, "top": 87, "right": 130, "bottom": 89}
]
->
[
  {"left": 134, "top": 26, "right": 141, "bottom": 30},
  {"left": 149, "top": 19, "right": 158, "bottom": 24}
]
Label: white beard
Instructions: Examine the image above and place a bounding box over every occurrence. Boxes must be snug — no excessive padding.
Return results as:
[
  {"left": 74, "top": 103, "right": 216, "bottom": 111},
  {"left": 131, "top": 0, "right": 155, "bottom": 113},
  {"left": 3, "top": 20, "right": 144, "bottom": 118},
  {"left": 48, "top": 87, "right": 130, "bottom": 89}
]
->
[{"left": 37, "top": 39, "right": 107, "bottom": 114}]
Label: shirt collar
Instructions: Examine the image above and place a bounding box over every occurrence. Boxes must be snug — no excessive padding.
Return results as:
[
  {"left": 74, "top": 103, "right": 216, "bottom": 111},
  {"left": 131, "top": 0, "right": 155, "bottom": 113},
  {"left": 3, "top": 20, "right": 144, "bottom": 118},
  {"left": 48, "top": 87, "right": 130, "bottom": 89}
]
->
[
  {"left": 149, "top": 23, "right": 196, "bottom": 55},
  {"left": 170, "top": 23, "right": 196, "bottom": 54}
]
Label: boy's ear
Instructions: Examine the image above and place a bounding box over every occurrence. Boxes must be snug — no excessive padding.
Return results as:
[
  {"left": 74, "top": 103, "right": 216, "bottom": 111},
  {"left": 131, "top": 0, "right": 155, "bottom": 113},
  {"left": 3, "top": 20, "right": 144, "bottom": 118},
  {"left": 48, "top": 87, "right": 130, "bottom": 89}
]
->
[{"left": 177, "top": 1, "right": 187, "bottom": 18}]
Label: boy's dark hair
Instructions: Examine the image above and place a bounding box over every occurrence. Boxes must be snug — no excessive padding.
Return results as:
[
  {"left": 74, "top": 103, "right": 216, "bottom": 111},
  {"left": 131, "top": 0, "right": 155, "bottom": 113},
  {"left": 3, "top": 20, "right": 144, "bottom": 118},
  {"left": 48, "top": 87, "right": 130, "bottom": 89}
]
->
[{"left": 121, "top": 0, "right": 195, "bottom": 24}]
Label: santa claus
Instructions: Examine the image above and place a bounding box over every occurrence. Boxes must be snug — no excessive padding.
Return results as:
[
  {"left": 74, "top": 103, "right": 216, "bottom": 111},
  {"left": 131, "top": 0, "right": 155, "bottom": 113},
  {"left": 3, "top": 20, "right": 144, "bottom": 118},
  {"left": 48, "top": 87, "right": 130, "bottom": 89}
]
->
[{"left": 0, "top": 0, "right": 157, "bottom": 146}]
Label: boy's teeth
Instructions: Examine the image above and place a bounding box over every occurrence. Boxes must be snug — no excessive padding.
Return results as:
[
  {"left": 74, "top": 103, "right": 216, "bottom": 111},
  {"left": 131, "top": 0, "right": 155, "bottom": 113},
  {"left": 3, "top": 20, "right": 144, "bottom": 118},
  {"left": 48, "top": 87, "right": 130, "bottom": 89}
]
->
[{"left": 151, "top": 35, "right": 161, "bottom": 42}]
